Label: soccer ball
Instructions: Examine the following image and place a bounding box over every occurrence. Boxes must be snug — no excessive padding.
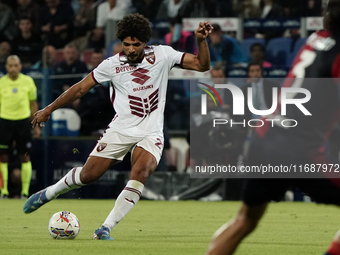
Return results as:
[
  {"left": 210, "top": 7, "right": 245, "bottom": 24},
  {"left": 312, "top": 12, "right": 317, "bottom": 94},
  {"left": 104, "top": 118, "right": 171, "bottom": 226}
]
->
[{"left": 48, "top": 211, "right": 80, "bottom": 239}]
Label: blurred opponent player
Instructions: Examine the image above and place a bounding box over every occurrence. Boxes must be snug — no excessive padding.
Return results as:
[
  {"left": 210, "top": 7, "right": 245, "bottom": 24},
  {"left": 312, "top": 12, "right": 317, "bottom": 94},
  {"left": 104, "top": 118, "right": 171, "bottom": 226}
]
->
[
  {"left": 23, "top": 13, "right": 212, "bottom": 240},
  {"left": 205, "top": 0, "right": 340, "bottom": 254}
]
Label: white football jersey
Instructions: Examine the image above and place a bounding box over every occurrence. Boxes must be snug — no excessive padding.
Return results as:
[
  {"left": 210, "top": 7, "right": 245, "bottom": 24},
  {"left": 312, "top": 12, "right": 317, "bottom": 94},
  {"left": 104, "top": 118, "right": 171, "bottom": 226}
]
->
[{"left": 92, "top": 45, "right": 185, "bottom": 137}]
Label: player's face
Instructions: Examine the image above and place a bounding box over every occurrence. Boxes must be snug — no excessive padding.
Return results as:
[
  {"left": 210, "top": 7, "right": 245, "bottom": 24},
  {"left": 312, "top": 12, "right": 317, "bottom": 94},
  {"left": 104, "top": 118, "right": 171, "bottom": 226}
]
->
[
  {"left": 6, "top": 57, "right": 22, "bottom": 79},
  {"left": 122, "top": 37, "right": 146, "bottom": 63}
]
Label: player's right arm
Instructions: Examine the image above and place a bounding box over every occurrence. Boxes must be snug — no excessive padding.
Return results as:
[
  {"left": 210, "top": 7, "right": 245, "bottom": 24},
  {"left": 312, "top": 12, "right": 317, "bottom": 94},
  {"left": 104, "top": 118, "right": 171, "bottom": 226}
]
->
[{"left": 32, "top": 73, "right": 97, "bottom": 128}]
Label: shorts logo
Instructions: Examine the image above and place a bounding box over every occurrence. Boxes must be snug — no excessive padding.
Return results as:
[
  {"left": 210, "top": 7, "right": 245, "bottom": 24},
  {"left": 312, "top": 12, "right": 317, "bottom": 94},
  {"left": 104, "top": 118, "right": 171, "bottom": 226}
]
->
[
  {"left": 96, "top": 143, "right": 107, "bottom": 152},
  {"left": 155, "top": 138, "right": 163, "bottom": 150}
]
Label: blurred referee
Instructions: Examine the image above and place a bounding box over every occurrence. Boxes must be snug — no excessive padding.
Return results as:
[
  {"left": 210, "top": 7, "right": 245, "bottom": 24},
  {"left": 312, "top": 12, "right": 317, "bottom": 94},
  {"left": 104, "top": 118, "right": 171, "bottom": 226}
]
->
[{"left": 0, "top": 55, "right": 40, "bottom": 199}]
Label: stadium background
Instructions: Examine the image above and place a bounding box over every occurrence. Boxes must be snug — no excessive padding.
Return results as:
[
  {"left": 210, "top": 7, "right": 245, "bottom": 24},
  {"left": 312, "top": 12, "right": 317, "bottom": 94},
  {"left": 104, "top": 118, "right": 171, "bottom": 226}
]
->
[{"left": 0, "top": 0, "right": 331, "bottom": 200}]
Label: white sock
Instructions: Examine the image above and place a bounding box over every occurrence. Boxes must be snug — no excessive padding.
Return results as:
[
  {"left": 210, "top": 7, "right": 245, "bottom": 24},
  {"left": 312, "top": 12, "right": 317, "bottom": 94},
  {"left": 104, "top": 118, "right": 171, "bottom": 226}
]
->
[
  {"left": 103, "top": 180, "right": 144, "bottom": 231},
  {"left": 45, "top": 167, "right": 85, "bottom": 200}
]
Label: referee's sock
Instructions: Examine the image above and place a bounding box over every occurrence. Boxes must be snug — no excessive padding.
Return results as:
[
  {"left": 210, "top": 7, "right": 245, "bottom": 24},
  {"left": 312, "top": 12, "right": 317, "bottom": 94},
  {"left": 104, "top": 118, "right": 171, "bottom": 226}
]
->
[
  {"left": 0, "top": 162, "right": 9, "bottom": 196},
  {"left": 21, "top": 162, "right": 32, "bottom": 196},
  {"left": 325, "top": 241, "right": 340, "bottom": 255}
]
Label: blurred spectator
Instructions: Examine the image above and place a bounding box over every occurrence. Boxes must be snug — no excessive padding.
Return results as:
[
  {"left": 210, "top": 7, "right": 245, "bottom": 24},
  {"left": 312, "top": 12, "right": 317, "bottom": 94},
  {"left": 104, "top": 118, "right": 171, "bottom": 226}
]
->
[
  {"left": 234, "top": 0, "right": 261, "bottom": 18},
  {"left": 180, "top": 0, "right": 216, "bottom": 17},
  {"left": 164, "top": 17, "right": 197, "bottom": 54},
  {"left": 256, "top": 0, "right": 284, "bottom": 39},
  {"left": 76, "top": 83, "right": 115, "bottom": 136},
  {"left": 73, "top": 0, "right": 96, "bottom": 39},
  {"left": 90, "top": 0, "right": 131, "bottom": 49},
  {"left": 156, "top": 0, "right": 189, "bottom": 19},
  {"left": 87, "top": 48, "right": 104, "bottom": 70},
  {"left": 0, "top": 0, "right": 16, "bottom": 42},
  {"left": 207, "top": 24, "right": 248, "bottom": 67},
  {"left": 260, "top": 0, "right": 283, "bottom": 18},
  {"left": 15, "top": 0, "right": 40, "bottom": 33},
  {"left": 210, "top": 63, "right": 226, "bottom": 82},
  {"left": 2, "top": 0, "right": 17, "bottom": 10},
  {"left": 13, "top": 17, "right": 43, "bottom": 69},
  {"left": 70, "top": 0, "right": 97, "bottom": 53},
  {"left": 214, "top": 0, "right": 235, "bottom": 17},
  {"left": 31, "top": 45, "right": 57, "bottom": 69},
  {"left": 0, "top": 41, "right": 11, "bottom": 69},
  {"left": 76, "top": 48, "right": 114, "bottom": 136},
  {"left": 210, "top": 64, "right": 232, "bottom": 111},
  {"left": 133, "top": 0, "right": 163, "bottom": 20},
  {"left": 53, "top": 44, "right": 88, "bottom": 99},
  {"left": 112, "top": 41, "right": 123, "bottom": 56},
  {"left": 180, "top": 0, "right": 234, "bottom": 18},
  {"left": 39, "top": 0, "right": 74, "bottom": 49},
  {"left": 249, "top": 43, "right": 272, "bottom": 68},
  {"left": 305, "top": 0, "right": 322, "bottom": 16},
  {"left": 240, "top": 61, "right": 279, "bottom": 120}
]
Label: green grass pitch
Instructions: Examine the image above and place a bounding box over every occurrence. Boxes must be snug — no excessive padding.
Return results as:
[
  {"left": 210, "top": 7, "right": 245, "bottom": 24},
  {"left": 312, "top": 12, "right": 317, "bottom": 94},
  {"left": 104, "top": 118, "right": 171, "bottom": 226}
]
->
[{"left": 0, "top": 199, "right": 339, "bottom": 255}]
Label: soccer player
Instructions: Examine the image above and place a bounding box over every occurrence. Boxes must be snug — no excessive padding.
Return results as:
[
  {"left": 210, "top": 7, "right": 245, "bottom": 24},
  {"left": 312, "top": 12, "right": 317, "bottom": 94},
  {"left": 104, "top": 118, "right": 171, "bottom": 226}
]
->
[
  {"left": 205, "top": 0, "right": 340, "bottom": 254},
  {"left": 23, "top": 13, "right": 212, "bottom": 240},
  {"left": 0, "top": 55, "right": 40, "bottom": 199}
]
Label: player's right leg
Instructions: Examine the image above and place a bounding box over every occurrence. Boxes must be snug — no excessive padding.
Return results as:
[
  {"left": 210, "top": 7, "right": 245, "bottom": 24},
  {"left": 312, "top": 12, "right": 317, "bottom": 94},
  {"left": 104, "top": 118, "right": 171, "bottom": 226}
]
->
[
  {"left": 205, "top": 202, "right": 268, "bottom": 255},
  {"left": 23, "top": 156, "right": 116, "bottom": 213}
]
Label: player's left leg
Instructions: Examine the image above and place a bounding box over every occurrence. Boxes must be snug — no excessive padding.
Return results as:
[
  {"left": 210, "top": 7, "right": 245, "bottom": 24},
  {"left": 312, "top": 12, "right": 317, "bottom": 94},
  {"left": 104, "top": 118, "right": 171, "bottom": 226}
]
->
[
  {"left": 94, "top": 146, "right": 158, "bottom": 240},
  {"left": 206, "top": 202, "right": 268, "bottom": 255}
]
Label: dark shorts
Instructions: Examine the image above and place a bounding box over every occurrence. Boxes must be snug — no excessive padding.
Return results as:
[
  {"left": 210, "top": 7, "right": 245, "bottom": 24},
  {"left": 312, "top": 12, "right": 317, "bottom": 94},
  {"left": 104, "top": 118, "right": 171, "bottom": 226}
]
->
[
  {"left": 0, "top": 118, "right": 32, "bottom": 154},
  {"left": 242, "top": 178, "right": 340, "bottom": 206},
  {"left": 242, "top": 130, "right": 340, "bottom": 207}
]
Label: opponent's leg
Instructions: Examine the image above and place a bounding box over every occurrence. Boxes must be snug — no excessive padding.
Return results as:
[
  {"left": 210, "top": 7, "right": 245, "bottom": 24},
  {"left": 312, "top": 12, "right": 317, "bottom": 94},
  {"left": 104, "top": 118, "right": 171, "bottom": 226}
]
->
[
  {"left": 324, "top": 230, "right": 340, "bottom": 255},
  {"left": 206, "top": 202, "right": 268, "bottom": 255},
  {"left": 94, "top": 146, "right": 157, "bottom": 240},
  {"left": 23, "top": 156, "right": 116, "bottom": 213}
]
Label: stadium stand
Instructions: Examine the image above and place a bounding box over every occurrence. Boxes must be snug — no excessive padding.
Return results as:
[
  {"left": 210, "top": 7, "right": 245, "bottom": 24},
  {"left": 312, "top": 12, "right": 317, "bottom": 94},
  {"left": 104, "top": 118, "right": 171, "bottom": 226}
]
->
[
  {"left": 265, "top": 37, "right": 293, "bottom": 66},
  {"left": 286, "top": 37, "right": 308, "bottom": 66}
]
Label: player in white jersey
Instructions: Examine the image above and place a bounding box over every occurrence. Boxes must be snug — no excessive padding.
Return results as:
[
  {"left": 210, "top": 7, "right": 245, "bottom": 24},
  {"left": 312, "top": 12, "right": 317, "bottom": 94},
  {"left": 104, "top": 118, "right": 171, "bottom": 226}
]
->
[{"left": 23, "top": 13, "right": 213, "bottom": 240}]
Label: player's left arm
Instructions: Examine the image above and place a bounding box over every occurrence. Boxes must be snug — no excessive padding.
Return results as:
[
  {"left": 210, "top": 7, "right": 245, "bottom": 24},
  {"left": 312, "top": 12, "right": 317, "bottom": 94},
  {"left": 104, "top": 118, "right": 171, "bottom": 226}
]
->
[
  {"left": 181, "top": 22, "right": 213, "bottom": 72},
  {"left": 30, "top": 100, "right": 41, "bottom": 138}
]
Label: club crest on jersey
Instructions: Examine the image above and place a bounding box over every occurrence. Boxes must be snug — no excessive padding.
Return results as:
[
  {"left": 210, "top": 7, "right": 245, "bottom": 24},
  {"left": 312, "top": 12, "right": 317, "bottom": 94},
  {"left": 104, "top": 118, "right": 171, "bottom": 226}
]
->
[
  {"left": 144, "top": 47, "right": 155, "bottom": 65},
  {"left": 145, "top": 53, "right": 155, "bottom": 64},
  {"left": 96, "top": 143, "right": 107, "bottom": 152}
]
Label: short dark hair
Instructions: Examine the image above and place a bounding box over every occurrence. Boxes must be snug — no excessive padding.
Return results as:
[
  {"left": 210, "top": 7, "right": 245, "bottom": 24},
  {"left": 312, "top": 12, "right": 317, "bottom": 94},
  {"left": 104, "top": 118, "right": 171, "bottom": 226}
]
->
[
  {"left": 116, "top": 13, "right": 152, "bottom": 43},
  {"left": 93, "top": 48, "right": 104, "bottom": 54},
  {"left": 18, "top": 16, "right": 32, "bottom": 22},
  {"left": 324, "top": 0, "right": 340, "bottom": 36},
  {"left": 250, "top": 43, "right": 264, "bottom": 52},
  {"left": 247, "top": 61, "right": 262, "bottom": 73},
  {"left": 211, "top": 23, "right": 221, "bottom": 33}
]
